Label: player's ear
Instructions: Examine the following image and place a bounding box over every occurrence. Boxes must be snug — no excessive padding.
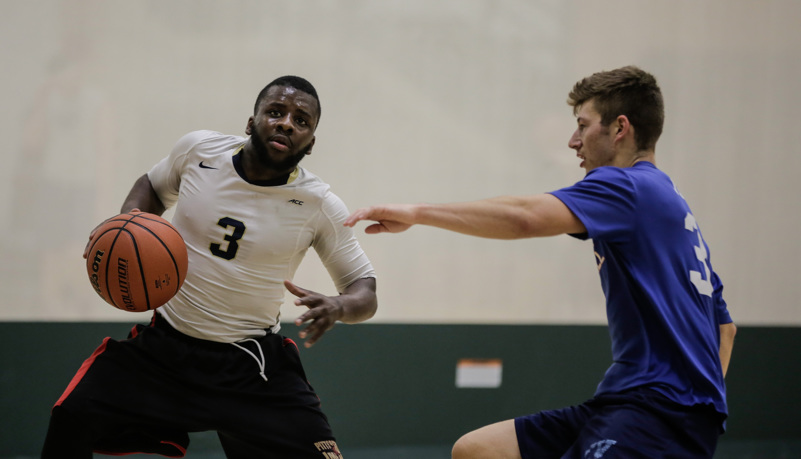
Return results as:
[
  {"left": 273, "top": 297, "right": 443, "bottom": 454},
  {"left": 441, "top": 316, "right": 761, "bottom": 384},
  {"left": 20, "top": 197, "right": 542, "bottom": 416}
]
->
[
  {"left": 305, "top": 137, "right": 315, "bottom": 156},
  {"left": 614, "top": 115, "right": 630, "bottom": 140},
  {"left": 245, "top": 116, "right": 254, "bottom": 135}
]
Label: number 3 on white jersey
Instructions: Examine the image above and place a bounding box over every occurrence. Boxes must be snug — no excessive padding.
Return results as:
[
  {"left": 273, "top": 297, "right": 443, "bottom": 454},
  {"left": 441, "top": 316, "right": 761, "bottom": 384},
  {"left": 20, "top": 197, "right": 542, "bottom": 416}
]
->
[{"left": 684, "top": 212, "right": 713, "bottom": 297}]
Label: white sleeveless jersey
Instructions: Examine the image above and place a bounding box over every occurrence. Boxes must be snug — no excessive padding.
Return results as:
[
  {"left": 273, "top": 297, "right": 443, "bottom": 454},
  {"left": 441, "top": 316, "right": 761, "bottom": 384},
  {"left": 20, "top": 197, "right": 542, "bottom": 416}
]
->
[{"left": 147, "top": 130, "right": 376, "bottom": 342}]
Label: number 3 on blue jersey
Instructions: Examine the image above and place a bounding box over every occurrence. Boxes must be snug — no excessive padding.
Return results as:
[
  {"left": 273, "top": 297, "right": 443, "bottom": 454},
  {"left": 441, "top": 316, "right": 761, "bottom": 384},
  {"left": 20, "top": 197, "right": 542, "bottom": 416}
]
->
[{"left": 684, "top": 212, "right": 713, "bottom": 297}]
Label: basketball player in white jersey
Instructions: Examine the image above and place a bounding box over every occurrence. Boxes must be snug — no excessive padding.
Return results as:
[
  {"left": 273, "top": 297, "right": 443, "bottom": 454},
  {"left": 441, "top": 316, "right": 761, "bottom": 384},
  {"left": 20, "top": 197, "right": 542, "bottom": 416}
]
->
[{"left": 42, "top": 76, "right": 376, "bottom": 458}]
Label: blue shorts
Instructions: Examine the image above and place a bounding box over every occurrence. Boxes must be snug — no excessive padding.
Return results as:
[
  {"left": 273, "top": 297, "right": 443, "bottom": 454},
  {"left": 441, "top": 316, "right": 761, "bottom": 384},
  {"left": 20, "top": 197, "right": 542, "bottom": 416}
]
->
[{"left": 514, "top": 387, "right": 725, "bottom": 459}]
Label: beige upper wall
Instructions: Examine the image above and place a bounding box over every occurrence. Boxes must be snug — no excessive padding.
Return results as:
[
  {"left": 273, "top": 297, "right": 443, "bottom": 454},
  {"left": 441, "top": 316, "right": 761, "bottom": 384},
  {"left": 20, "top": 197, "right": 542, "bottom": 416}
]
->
[{"left": 1, "top": 0, "right": 798, "bottom": 324}]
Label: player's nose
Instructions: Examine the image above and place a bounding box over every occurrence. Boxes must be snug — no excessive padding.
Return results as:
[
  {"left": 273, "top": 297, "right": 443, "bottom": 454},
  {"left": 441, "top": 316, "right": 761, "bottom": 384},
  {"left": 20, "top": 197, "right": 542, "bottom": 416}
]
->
[
  {"left": 568, "top": 130, "right": 581, "bottom": 150},
  {"left": 276, "top": 114, "right": 294, "bottom": 133}
]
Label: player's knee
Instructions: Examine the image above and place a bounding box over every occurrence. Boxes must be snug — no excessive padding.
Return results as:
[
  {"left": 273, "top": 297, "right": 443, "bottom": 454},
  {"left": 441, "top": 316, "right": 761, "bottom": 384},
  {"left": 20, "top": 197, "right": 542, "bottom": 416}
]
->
[
  {"left": 42, "top": 406, "right": 94, "bottom": 458},
  {"left": 452, "top": 432, "right": 483, "bottom": 459},
  {"left": 47, "top": 405, "right": 95, "bottom": 439},
  {"left": 453, "top": 423, "right": 520, "bottom": 459}
]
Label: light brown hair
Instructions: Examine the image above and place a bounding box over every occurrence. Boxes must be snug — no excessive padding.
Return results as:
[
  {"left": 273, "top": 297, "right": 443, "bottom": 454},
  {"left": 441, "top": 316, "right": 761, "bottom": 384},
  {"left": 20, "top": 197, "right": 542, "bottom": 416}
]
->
[{"left": 568, "top": 66, "right": 664, "bottom": 151}]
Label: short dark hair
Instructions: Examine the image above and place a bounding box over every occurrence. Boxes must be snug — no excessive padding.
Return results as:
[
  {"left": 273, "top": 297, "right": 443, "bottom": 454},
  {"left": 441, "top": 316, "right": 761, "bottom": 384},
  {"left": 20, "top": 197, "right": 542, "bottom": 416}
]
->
[
  {"left": 254, "top": 75, "right": 321, "bottom": 124},
  {"left": 567, "top": 66, "right": 664, "bottom": 151}
]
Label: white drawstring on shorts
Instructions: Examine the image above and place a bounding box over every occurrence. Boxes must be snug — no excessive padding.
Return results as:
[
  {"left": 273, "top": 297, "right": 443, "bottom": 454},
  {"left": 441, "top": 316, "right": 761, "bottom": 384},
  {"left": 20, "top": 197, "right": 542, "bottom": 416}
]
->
[{"left": 231, "top": 339, "right": 268, "bottom": 382}]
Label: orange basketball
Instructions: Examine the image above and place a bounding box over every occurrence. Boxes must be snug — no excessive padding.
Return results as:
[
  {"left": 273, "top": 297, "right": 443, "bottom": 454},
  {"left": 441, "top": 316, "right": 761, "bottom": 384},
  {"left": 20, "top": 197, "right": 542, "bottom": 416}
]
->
[{"left": 86, "top": 211, "right": 188, "bottom": 312}]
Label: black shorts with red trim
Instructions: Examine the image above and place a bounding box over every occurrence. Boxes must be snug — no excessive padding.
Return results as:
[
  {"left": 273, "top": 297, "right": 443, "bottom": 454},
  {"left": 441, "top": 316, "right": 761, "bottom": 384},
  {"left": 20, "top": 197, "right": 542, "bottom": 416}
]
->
[{"left": 49, "top": 313, "right": 342, "bottom": 458}]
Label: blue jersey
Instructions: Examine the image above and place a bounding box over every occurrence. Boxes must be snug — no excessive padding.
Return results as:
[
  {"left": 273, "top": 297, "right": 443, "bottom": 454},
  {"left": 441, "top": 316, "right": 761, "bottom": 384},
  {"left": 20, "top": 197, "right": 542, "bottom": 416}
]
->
[{"left": 549, "top": 162, "right": 731, "bottom": 416}]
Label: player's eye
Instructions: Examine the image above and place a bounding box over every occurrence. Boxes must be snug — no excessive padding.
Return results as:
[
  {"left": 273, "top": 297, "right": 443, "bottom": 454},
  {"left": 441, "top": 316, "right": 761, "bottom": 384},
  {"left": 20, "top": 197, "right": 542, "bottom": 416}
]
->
[{"left": 268, "top": 109, "right": 281, "bottom": 118}]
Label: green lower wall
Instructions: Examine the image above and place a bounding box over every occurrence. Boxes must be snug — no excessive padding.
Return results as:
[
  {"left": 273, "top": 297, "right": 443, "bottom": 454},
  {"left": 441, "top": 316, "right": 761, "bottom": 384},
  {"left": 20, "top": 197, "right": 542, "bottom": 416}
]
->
[{"left": 1, "top": 322, "right": 798, "bottom": 456}]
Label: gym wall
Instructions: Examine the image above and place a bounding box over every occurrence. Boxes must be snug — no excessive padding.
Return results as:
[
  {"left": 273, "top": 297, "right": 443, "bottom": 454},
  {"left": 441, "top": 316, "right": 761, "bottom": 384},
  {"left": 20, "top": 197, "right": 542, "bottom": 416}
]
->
[{"left": 1, "top": 0, "right": 799, "bottom": 325}]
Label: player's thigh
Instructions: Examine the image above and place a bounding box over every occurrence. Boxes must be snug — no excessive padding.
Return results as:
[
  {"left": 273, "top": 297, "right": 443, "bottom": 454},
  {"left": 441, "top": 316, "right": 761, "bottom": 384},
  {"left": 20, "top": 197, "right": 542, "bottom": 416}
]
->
[
  {"left": 513, "top": 403, "right": 594, "bottom": 459},
  {"left": 452, "top": 420, "right": 521, "bottom": 459},
  {"left": 562, "top": 403, "right": 718, "bottom": 459},
  {"left": 216, "top": 338, "right": 341, "bottom": 458},
  {"left": 56, "top": 335, "right": 166, "bottom": 424}
]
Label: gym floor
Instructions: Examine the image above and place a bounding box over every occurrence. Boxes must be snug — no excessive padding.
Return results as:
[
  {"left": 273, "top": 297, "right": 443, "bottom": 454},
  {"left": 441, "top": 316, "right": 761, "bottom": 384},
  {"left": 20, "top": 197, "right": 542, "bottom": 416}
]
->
[
  {"left": 69, "top": 438, "right": 801, "bottom": 459},
  {"left": 5, "top": 439, "right": 799, "bottom": 458}
]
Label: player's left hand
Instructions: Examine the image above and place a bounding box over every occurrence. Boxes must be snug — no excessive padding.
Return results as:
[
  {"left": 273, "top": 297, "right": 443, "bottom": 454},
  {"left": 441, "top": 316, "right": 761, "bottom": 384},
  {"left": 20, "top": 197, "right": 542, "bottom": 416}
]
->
[{"left": 285, "top": 280, "right": 344, "bottom": 348}]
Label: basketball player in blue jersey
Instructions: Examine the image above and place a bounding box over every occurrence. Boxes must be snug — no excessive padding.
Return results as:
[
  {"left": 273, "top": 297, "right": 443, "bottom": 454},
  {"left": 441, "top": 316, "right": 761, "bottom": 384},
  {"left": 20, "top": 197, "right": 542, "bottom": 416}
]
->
[
  {"left": 345, "top": 66, "right": 735, "bottom": 459},
  {"left": 42, "top": 76, "right": 377, "bottom": 458}
]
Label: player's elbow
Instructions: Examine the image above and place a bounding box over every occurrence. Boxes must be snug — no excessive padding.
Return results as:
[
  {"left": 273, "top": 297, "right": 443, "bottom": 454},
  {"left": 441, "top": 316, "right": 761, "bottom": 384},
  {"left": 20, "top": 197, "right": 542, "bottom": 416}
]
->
[
  {"left": 507, "top": 214, "right": 559, "bottom": 239},
  {"left": 341, "top": 300, "right": 376, "bottom": 324},
  {"left": 721, "top": 322, "right": 737, "bottom": 341},
  {"left": 357, "top": 294, "right": 378, "bottom": 322},
  {"left": 340, "top": 279, "right": 377, "bottom": 324}
]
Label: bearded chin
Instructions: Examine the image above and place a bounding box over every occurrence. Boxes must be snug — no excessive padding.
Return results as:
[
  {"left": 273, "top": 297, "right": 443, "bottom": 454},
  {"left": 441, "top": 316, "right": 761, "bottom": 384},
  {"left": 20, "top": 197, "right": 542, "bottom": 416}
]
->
[{"left": 251, "top": 129, "right": 309, "bottom": 170}]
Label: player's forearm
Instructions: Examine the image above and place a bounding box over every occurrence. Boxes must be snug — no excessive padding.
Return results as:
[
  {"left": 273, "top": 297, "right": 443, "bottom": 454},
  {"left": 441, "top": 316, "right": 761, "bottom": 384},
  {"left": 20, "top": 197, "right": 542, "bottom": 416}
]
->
[
  {"left": 719, "top": 322, "right": 737, "bottom": 377},
  {"left": 337, "top": 277, "right": 377, "bottom": 324},
  {"left": 121, "top": 174, "right": 166, "bottom": 215},
  {"left": 414, "top": 195, "right": 576, "bottom": 239}
]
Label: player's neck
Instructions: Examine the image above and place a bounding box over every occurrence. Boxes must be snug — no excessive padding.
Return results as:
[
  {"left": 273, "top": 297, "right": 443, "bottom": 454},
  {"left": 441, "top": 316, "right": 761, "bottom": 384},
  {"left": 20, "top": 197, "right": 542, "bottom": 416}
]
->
[
  {"left": 630, "top": 151, "right": 656, "bottom": 168},
  {"left": 240, "top": 146, "right": 295, "bottom": 182},
  {"left": 232, "top": 148, "right": 293, "bottom": 186},
  {"left": 614, "top": 147, "right": 655, "bottom": 169}
]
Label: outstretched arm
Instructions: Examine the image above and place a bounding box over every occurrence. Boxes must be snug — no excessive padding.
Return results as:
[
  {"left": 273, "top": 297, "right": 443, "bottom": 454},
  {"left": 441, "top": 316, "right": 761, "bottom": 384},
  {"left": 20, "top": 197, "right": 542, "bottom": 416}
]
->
[
  {"left": 285, "top": 277, "right": 377, "bottom": 348},
  {"left": 344, "top": 194, "right": 586, "bottom": 239}
]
